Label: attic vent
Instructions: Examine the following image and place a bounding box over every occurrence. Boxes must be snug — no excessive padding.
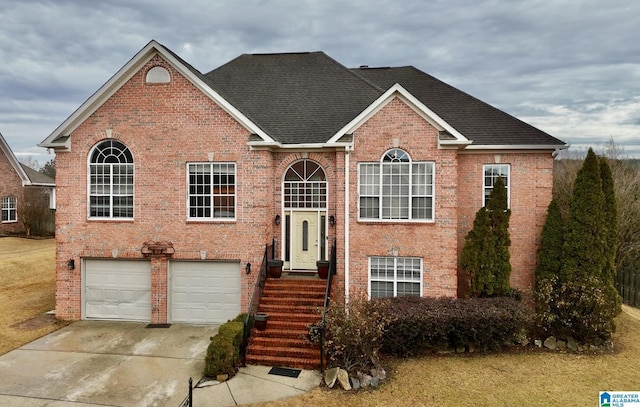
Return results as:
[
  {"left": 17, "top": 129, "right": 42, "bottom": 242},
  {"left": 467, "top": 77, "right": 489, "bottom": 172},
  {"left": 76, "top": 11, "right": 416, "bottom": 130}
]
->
[{"left": 146, "top": 66, "right": 170, "bottom": 84}]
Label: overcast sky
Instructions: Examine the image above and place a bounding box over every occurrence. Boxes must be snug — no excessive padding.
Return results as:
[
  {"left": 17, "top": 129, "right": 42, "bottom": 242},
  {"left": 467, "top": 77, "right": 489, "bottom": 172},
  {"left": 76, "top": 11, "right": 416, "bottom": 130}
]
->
[{"left": 1, "top": 0, "right": 639, "bottom": 167}]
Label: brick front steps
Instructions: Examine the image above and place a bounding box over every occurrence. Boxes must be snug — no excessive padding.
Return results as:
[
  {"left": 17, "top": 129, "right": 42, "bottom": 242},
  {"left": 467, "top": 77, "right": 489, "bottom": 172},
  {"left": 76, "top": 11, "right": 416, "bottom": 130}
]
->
[{"left": 245, "top": 277, "right": 326, "bottom": 370}]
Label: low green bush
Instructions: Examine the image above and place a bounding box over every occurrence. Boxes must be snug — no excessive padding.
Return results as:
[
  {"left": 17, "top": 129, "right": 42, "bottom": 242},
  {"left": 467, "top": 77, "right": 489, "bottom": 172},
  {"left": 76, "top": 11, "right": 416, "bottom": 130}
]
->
[
  {"left": 203, "top": 315, "right": 245, "bottom": 378},
  {"left": 379, "top": 296, "right": 532, "bottom": 357}
]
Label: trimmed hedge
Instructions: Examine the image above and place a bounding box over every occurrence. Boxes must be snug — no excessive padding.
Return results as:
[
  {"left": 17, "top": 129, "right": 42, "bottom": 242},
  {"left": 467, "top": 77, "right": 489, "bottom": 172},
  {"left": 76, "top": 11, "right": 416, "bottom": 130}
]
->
[
  {"left": 203, "top": 314, "right": 245, "bottom": 378},
  {"left": 379, "top": 296, "right": 532, "bottom": 357}
]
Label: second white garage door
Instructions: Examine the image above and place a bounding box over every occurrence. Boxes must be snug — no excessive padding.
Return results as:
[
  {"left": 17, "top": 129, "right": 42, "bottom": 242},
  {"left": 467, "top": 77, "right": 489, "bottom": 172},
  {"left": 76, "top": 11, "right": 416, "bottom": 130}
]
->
[{"left": 170, "top": 261, "right": 241, "bottom": 324}]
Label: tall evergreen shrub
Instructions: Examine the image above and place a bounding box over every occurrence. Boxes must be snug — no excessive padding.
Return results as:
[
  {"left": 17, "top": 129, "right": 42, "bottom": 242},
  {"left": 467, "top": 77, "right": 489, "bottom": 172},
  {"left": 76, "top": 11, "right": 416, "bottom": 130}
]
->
[
  {"left": 460, "top": 176, "right": 511, "bottom": 297},
  {"left": 541, "top": 148, "right": 620, "bottom": 342}
]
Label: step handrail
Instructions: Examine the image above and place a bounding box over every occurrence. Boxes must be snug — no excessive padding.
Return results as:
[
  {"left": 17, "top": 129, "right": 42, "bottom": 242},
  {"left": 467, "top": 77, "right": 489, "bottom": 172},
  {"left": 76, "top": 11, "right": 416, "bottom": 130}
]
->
[
  {"left": 319, "top": 239, "right": 337, "bottom": 369},
  {"left": 241, "top": 239, "right": 273, "bottom": 364}
]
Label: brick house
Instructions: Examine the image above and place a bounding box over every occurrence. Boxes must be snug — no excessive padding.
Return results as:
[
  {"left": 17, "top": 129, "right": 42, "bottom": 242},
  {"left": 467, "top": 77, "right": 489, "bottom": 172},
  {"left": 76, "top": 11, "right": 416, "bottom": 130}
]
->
[
  {"left": 40, "top": 40, "right": 567, "bottom": 325},
  {"left": 1, "top": 132, "right": 55, "bottom": 235}
]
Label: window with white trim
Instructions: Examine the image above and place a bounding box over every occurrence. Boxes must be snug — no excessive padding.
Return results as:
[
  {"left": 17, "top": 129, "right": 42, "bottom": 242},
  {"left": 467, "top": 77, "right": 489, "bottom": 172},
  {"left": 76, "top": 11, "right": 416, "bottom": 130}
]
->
[
  {"left": 89, "top": 140, "right": 134, "bottom": 219},
  {"left": 1, "top": 196, "right": 17, "bottom": 223},
  {"left": 369, "top": 256, "right": 422, "bottom": 298},
  {"left": 359, "top": 149, "right": 434, "bottom": 221},
  {"left": 188, "top": 163, "right": 236, "bottom": 219},
  {"left": 483, "top": 164, "right": 510, "bottom": 207}
]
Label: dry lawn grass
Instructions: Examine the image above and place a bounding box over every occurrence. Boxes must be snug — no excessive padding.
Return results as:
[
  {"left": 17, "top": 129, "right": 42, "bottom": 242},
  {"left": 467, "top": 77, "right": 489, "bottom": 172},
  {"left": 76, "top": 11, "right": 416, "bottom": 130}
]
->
[
  {"left": 253, "top": 309, "right": 640, "bottom": 407},
  {"left": 0, "top": 237, "right": 67, "bottom": 355}
]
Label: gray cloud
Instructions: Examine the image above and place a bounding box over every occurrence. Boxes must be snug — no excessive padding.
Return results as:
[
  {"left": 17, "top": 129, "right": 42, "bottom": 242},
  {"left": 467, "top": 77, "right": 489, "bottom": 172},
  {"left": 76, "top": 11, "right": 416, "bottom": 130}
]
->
[{"left": 1, "top": 0, "right": 639, "bottom": 166}]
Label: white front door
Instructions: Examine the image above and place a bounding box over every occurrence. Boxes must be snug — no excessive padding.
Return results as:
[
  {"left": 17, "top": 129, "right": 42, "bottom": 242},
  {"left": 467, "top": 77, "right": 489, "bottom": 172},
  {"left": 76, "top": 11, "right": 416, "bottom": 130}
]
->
[{"left": 291, "top": 211, "right": 319, "bottom": 269}]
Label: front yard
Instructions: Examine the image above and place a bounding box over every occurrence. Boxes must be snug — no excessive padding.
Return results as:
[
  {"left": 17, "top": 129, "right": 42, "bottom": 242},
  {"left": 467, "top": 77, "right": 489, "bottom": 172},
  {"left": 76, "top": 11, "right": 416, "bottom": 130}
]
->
[
  {"left": 0, "top": 237, "right": 67, "bottom": 355},
  {"left": 254, "top": 308, "right": 640, "bottom": 407}
]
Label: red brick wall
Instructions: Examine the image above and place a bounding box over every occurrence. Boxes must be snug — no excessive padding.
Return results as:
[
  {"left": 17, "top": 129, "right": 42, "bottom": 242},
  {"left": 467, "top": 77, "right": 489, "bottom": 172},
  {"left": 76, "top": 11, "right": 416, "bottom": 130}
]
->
[
  {"left": 54, "top": 54, "right": 276, "bottom": 321},
  {"left": 0, "top": 149, "right": 24, "bottom": 234},
  {"left": 457, "top": 152, "right": 554, "bottom": 297},
  {"left": 347, "top": 98, "right": 459, "bottom": 300}
]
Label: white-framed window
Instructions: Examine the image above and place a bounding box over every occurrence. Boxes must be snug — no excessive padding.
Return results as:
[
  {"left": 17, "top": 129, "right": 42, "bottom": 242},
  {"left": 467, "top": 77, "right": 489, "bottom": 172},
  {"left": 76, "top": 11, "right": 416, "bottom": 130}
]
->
[
  {"left": 1, "top": 196, "right": 17, "bottom": 223},
  {"left": 358, "top": 149, "right": 434, "bottom": 221},
  {"left": 188, "top": 162, "right": 236, "bottom": 220},
  {"left": 88, "top": 140, "right": 134, "bottom": 219},
  {"left": 483, "top": 164, "right": 510, "bottom": 207},
  {"left": 369, "top": 256, "right": 422, "bottom": 298}
]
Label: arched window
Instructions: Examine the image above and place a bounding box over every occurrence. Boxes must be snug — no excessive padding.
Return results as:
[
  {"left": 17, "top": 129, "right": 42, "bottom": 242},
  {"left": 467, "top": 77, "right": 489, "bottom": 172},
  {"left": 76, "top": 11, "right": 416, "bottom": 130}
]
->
[
  {"left": 89, "top": 140, "right": 134, "bottom": 219},
  {"left": 359, "top": 148, "right": 434, "bottom": 221},
  {"left": 284, "top": 160, "right": 327, "bottom": 209}
]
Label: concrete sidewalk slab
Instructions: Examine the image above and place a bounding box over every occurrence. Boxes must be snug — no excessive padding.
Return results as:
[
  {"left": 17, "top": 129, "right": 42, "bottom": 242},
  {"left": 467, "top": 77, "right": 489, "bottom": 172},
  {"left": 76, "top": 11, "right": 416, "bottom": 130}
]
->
[{"left": 193, "top": 365, "right": 322, "bottom": 406}]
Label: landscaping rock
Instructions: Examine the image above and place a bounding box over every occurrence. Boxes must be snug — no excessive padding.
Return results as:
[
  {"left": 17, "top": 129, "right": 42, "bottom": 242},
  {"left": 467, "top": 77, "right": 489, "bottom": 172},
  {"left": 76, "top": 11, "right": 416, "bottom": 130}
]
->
[
  {"left": 325, "top": 367, "right": 339, "bottom": 388},
  {"left": 350, "top": 377, "right": 361, "bottom": 390},
  {"left": 468, "top": 343, "right": 476, "bottom": 353},
  {"left": 371, "top": 367, "right": 386, "bottom": 381},
  {"left": 216, "top": 374, "right": 229, "bottom": 382},
  {"left": 567, "top": 337, "right": 579, "bottom": 352},
  {"left": 556, "top": 340, "right": 566, "bottom": 350},
  {"left": 456, "top": 345, "right": 466, "bottom": 353},
  {"left": 370, "top": 377, "right": 380, "bottom": 388},
  {"left": 534, "top": 339, "right": 542, "bottom": 347},
  {"left": 338, "top": 368, "right": 351, "bottom": 391},
  {"left": 358, "top": 372, "right": 372, "bottom": 388},
  {"left": 543, "top": 336, "right": 557, "bottom": 350}
]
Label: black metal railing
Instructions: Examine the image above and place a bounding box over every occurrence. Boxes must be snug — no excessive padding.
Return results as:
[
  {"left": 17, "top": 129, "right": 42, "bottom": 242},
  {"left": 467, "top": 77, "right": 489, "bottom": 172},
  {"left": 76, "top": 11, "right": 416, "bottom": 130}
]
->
[
  {"left": 180, "top": 377, "right": 193, "bottom": 407},
  {"left": 241, "top": 239, "right": 273, "bottom": 364},
  {"left": 319, "top": 239, "right": 337, "bottom": 369}
]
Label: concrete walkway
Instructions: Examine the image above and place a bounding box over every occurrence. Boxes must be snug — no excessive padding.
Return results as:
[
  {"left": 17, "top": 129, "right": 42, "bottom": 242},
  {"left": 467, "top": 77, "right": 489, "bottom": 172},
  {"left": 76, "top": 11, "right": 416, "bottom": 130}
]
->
[{"left": 192, "top": 365, "right": 321, "bottom": 406}]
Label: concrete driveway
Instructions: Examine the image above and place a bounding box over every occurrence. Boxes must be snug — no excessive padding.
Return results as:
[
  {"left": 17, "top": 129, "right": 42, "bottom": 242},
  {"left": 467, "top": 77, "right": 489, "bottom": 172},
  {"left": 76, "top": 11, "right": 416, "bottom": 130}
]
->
[{"left": 0, "top": 321, "right": 217, "bottom": 407}]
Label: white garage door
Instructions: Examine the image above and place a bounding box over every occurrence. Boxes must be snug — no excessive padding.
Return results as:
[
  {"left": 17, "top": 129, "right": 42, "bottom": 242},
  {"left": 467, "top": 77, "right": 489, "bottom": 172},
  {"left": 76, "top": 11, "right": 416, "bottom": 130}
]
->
[
  {"left": 170, "top": 261, "right": 241, "bottom": 324},
  {"left": 84, "top": 259, "right": 151, "bottom": 321}
]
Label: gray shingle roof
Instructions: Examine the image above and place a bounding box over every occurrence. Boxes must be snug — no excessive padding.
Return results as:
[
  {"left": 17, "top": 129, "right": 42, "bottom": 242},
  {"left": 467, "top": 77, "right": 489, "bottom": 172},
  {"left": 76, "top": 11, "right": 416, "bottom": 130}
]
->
[
  {"left": 204, "top": 52, "right": 382, "bottom": 144},
  {"left": 201, "top": 50, "right": 564, "bottom": 147},
  {"left": 20, "top": 163, "right": 54, "bottom": 185}
]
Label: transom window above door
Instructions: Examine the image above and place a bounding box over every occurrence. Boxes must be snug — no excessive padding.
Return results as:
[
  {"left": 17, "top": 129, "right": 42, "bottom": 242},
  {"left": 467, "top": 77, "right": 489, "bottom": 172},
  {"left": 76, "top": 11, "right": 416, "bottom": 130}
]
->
[{"left": 284, "top": 160, "right": 327, "bottom": 209}]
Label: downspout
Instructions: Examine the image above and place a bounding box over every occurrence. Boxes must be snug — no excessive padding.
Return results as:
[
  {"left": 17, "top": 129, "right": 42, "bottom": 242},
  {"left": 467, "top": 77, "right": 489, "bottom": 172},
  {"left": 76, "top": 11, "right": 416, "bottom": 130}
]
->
[{"left": 344, "top": 146, "right": 351, "bottom": 305}]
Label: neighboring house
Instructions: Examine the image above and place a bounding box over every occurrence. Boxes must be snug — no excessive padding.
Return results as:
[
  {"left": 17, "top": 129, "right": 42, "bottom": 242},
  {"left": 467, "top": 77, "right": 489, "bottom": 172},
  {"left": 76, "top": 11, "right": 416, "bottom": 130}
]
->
[
  {"left": 0, "top": 132, "right": 55, "bottom": 235},
  {"left": 39, "top": 40, "right": 567, "bottom": 324}
]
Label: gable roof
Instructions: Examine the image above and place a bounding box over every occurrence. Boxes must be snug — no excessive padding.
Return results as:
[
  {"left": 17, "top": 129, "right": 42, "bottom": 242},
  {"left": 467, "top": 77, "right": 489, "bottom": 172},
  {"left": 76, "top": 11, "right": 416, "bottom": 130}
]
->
[
  {"left": 40, "top": 41, "right": 566, "bottom": 152},
  {"left": 204, "top": 52, "right": 382, "bottom": 145},
  {"left": 351, "top": 66, "right": 566, "bottom": 149},
  {"left": 0, "top": 132, "right": 54, "bottom": 187},
  {"left": 39, "top": 40, "right": 271, "bottom": 150}
]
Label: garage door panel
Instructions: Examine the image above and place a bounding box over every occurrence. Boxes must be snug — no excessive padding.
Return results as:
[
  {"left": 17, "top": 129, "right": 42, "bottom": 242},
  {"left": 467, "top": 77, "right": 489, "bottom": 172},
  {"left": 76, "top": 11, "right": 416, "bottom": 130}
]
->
[
  {"left": 84, "top": 260, "right": 151, "bottom": 322},
  {"left": 170, "top": 261, "right": 240, "bottom": 324}
]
